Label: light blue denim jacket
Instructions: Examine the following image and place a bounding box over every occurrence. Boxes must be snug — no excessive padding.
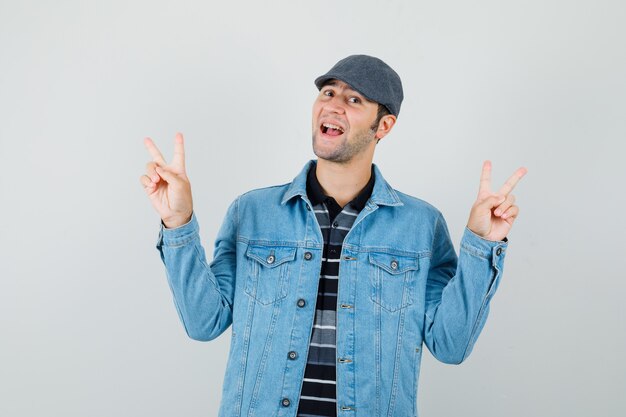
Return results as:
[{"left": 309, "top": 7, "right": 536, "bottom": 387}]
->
[{"left": 155, "top": 160, "right": 508, "bottom": 417}]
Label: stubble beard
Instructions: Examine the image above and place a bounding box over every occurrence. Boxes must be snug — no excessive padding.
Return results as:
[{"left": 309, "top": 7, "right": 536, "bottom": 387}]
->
[{"left": 312, "top": 127, "right": 377, "bottom": 164}]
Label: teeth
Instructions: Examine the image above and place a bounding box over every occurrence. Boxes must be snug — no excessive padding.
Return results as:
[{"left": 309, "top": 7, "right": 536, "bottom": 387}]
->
[{"left": 322, "top": 123, "right": 344, "bottom": 132}]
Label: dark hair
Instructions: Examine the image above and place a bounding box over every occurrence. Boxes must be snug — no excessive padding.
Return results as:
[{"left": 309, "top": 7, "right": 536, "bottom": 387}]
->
[{"left": 371, "top": 104, "right": 391, "bottom": 143}]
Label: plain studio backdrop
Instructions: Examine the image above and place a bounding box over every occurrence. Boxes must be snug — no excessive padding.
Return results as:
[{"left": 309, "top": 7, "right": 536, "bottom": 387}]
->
[{"left": 1, "top": 1, "right": 624, "bottom": 416}]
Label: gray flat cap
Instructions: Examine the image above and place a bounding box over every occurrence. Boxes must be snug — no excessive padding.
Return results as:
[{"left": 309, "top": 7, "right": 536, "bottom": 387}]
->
[{"left": 314, "top": 54, "right": 404, "bottom": 116}]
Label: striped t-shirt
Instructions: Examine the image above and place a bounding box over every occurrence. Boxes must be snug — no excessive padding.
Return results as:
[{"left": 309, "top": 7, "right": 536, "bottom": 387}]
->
[{"left": 297, "top": 162, "right": 374, "bottom": 417}]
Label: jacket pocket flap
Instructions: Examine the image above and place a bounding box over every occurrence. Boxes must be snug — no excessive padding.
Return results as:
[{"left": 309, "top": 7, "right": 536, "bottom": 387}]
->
[
  {"left": 246, "top": 245, "right": 297, "bottom": 268},
  {"left": 368, "top": 252, "right": 419, "bottom": 274}
]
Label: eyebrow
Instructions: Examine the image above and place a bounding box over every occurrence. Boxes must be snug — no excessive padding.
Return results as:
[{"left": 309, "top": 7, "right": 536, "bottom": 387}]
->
[{"left": 322, "top": 81, "right": 374, "bottom": 103}]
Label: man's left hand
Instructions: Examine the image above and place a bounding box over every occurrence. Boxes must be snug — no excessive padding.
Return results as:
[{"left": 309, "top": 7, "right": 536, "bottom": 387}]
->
[{"left": 466, "top": 161, "right": 527, "bottom": 242}]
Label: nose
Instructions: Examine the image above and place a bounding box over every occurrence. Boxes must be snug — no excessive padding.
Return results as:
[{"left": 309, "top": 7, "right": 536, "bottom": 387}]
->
[{"left": 323, "top": 94, "right": 346, "bottom": 114}]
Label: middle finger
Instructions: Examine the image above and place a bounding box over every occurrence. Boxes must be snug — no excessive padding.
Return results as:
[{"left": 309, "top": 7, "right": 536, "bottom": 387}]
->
[
  {"left": 144, "top": 137, "right": 167, "bottom": 165},
  {"left": 497, "top": 167, "right": 527, "bottom": 196}
]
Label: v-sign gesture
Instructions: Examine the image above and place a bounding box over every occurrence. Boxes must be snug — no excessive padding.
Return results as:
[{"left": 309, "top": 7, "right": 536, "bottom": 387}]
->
[
  {"left": 140, "top": 133, "right": 194, "bottom": 228},
  {"left": 466, "top": 161, "right": 527, "bottom": 242}
]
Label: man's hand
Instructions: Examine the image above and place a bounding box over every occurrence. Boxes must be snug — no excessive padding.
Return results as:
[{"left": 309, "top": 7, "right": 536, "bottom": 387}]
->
[
  {"left": 466, "top": 161, "right": 527, "bottom": 241},
  {"left": 139, "top": 132, "right": 193, "bottom": 229}
]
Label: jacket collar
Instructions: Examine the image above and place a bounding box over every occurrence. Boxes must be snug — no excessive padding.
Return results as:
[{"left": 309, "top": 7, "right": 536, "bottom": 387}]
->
[{"left": 281, "top": 159, "right": 403, "bottom": 207}]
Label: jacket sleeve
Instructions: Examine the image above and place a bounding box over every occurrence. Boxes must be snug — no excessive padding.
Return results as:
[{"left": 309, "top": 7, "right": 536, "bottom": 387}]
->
[
  {"left": 423, "top": 212, "right": 508, "bottom": 364},
  {"left": 155, "top": 197, "right": 239, "bottom": 341}
]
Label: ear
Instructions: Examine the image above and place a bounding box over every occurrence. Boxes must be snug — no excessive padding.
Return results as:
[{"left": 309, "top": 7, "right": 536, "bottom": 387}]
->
[{"left": 374, "top": 115, "right": 397, "bottom": 141}]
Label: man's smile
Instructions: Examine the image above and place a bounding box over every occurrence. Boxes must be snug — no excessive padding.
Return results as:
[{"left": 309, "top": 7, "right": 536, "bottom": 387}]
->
[{"left": 319, "top": 120, "right": 346, "bottom": 138}]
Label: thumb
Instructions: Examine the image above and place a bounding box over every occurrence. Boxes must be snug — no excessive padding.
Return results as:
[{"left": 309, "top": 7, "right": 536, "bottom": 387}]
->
[
  {"left": 480, "top": 194, "right": 506, "bottom": 210},
  {"left": 155, "top": 166, "right": 178, "bottom": 183}
]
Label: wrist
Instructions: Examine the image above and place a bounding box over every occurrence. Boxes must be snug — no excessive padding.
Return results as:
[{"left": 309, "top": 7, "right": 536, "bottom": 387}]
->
[{"left": 162, "top": 212, "right": 193, "bottom": 229}]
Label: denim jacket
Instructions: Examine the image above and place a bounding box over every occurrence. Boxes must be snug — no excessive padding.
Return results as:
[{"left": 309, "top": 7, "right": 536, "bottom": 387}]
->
[{"left": 155, "top": 160, "right": 508, "bottom": 417}]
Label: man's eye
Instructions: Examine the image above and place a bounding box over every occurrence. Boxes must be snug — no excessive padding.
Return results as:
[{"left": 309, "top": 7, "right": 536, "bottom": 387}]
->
[
  {"left": 323, "top": 90, "right": 333, "bottom": 96},
  {"left": 349, "top": 97, "right": 361, "bottom": 104}
]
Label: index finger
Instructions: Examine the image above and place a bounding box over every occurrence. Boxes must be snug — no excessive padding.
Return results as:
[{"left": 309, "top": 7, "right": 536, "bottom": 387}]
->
[
  {"left": 497, "top": 166, "right": 528, "bottom": 196},
  {"left": 171, "top": 132, "right": 186, "bottom": 170},
  {"left": 478, "top": 160, "right": 492, "bottom": 194},
  {"left": 143, "top": 137, "right": 167, "bottom": 165}
]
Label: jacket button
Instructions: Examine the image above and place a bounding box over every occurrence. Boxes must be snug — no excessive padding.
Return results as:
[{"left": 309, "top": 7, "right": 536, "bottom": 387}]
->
[
  {"left": 304, "top": 252, "right": 312, "bottom": 260},
  {"left": 390, "top": 260, "right": 398, "bottom": 270},
  {"left": 281, "top": 398, "right": 291, "bottom": 407},
  {"left": 297, "top": 299, "right": 306, "bottom": 308},
  {"left": 332, "top": 221, "right": 339, "bottom": 228},
  {"left": 496, "top": 248, "right": 502, "bottom": 256},
  {"left": 266, "top": 255, "right": 275, "bottom": 264},
  {"left": 288, "top": 351, "right": 298, "bottom": 360}
]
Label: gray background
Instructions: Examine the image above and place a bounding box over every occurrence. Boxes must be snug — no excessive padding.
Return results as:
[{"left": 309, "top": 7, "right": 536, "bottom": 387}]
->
[{"left": 1, "top": 0, "right": 624, "bottom": 416}]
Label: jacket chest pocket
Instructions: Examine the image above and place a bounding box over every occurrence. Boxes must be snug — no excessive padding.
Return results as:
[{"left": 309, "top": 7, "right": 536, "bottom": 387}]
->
[
  {"left": 244, "top": 245, "right": 297, "bottom": 305},
  {"left": 369, "top": 252, "right": 420, "bottom": 312}
]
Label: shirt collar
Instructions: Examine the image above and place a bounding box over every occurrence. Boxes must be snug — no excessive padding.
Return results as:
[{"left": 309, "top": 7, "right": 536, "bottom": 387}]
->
[
  {"left": 281, "top": 159, "right": 403, "bottom": 208},
  {"left": 306, "top": 160, "right": 376, "bottom": 211}
]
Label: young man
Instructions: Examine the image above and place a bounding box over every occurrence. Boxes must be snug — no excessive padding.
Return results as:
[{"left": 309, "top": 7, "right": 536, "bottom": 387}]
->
[{"left": 140, "top": 55, "right": 526, "bottom": 417}]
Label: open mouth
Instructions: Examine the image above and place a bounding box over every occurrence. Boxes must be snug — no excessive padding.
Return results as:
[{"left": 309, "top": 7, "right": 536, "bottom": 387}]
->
[{"left": 320, "top": 122, "right": 345, "bottom": 137}]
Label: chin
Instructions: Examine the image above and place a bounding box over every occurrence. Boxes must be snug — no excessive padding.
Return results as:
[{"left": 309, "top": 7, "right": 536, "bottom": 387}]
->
[{"left": 312, "top": 137, "right": 336, "bottom": 159}]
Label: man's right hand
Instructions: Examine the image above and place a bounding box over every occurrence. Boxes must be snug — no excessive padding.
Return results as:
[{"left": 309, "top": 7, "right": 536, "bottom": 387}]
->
[{"left": 140, "top": 132, "right": 193, "bottom": 229}]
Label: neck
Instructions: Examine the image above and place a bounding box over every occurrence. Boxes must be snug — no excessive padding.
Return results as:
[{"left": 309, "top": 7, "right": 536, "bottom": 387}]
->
[{"left": 315, "top": 157, "right": 373, "bottom": 208}]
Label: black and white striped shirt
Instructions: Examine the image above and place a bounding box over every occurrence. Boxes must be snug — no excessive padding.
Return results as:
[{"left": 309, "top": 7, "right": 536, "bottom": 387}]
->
[{"left": 297, "top": 162, "right": 374, "bottom": 417}]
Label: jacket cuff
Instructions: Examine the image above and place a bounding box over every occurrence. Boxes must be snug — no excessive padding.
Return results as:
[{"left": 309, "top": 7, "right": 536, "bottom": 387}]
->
[
  {"left": 156, "top": 211, "right": 199, "bottom": 248},
  {"left": 460, "top": 227, "right": 508, "bottom": 269}
]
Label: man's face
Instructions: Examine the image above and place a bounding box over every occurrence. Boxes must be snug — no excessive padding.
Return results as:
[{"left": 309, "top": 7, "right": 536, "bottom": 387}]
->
[{"left": 311, "top": 79, "right": 380, "bottom": 163}]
